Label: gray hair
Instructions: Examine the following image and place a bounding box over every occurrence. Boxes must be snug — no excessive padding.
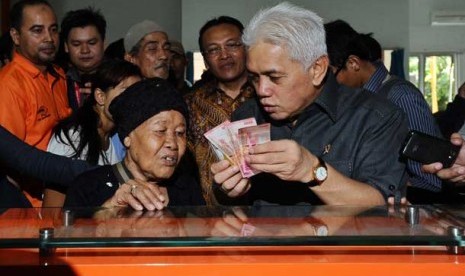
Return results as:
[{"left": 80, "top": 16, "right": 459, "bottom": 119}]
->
[{"left": 242, "top": 2, "right": 327, "bottom": 70}]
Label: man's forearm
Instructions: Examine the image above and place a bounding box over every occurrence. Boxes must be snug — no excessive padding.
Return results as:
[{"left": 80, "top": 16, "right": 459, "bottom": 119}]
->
[{"left": 0, "top": 125, "right": 90, "bottom": 184}]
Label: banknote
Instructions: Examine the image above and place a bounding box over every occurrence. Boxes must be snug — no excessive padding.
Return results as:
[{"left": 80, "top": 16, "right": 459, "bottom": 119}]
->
[
  {"left": 225, "top": 118, "right": 257, "bottom": 176},
  {"left": 204, "top": 118, "right": 270, "bottom": 178},
  {"left": 240, "top": 223, "right": 256, "bottom": 237},
  {"left": 237, "top": 123, "right": 271, "bottom": 177},
  {"left": 204, "top": 120, "right": 236, "bottom": 164}
]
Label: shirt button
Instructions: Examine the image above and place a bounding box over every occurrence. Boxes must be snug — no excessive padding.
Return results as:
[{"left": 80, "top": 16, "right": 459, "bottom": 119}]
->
[{"left": 389, "top": 185, "right": 395, "bottom": 191}]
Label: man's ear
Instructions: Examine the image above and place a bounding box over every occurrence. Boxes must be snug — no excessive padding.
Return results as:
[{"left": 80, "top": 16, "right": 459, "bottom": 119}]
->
[
  {"left": 64, "top": 42, "right": 69, "bottom": 53},
  {"left": 10, "top": 28, "right": 20, "bottom": 46},
  {"left": 94, "top": 88, "right": 106, "bottom": 106},
  {"left": 123, "top": 136, "right": 131, "bottom": 148},
  {"left": 124, "top": 53, "right": 136, "bottom": 64},
  {"left": 309, "top": 55, "right": 329, "bottom": 87},
  {"left": 347, "top": 55, "right": 361, "bottom": 71}
]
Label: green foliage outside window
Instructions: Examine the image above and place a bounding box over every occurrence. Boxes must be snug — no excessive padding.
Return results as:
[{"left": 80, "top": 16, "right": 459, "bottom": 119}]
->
[{"left": 409, "top": 55, "right": 455, "bottom": 112}]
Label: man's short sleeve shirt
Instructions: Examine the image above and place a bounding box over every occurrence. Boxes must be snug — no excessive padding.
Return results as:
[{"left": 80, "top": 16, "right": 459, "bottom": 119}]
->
[
  {"left": 232, "top": 73, "right": 409, "bottom": 205},
  {"left": 0, "top": 52, "right": 71, "bottom": 151}
]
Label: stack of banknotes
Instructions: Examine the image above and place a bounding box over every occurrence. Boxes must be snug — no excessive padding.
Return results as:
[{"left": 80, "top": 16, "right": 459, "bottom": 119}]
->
[{"left": 204, "top": 118, "right": 271, "bottom": 178}]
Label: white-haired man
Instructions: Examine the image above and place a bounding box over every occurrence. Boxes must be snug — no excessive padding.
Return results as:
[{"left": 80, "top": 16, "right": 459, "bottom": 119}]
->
[{"left": 211, "top": 2, "right": 409, "bottom": 206}]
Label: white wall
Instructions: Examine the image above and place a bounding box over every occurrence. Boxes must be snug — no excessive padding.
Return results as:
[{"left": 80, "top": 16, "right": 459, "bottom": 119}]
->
[
  {"left": 181, "top": 0, "right": 409, "bottom": 52},
  {"left": 9, "top": 0, "right": 465, "bottom": 78},
  {"left": 47, "top": 0, "right": 182, "bottom": 45},
  {"left": 410, "top": 0, "right": 465, "bottom": 53},
  {"left": 409, "top": 0, "right": 465, "bottom": 83}
]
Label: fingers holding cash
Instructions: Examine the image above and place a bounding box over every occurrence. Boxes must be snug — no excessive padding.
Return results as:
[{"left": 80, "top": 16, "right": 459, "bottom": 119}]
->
[
  {"left": 204, "top": 118, "right": 270, "bottom": 178},
  {"left": 211, "top": 160, "right": 251, "bottom": 197},
  {"left": 245, "top": 139, "right": 316, "bottom": 182},
  {"left": 207, "top": 118, "right": 317, "bottom": 194},
  {"left": 206, "top": 117, "right": 271, "bottom": 198}
]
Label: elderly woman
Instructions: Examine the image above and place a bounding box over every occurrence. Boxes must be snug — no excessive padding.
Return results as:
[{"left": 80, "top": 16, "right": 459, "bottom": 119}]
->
[{"left": 64, "top": 78, "right": 205, "bottom": 210}]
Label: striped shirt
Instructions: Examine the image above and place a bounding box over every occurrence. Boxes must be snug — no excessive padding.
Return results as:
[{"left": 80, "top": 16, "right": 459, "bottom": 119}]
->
[{"left": 363, "top": 62, "right": 443, "bottom": 192}]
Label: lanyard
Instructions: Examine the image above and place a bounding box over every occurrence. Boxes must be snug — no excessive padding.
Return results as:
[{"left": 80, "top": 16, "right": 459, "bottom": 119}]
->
[{"left": 73, "top": 82, "right": 81, "bottom": 106}]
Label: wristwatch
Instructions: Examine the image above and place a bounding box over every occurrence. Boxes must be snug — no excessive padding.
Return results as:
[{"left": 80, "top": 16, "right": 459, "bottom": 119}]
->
[
  {"left": 313, "top": 221, "right": 329, "bottom": 236},
  {"left": 305, "top": 217, "right": 329, "bottom": 236},
  {"left": 308, "top": 156, "right": 327, "bottom": 187}
]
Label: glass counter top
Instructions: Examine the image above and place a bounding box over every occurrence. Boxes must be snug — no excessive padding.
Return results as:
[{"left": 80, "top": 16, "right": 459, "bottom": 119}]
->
[{"left": 0, "top": 205, "right": 464, "bottom": 251}]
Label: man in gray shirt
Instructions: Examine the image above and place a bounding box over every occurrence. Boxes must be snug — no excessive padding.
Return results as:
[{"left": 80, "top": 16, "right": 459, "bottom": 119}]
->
[{"left": 211, "top": 2, "right": 409, "bottom": 205}]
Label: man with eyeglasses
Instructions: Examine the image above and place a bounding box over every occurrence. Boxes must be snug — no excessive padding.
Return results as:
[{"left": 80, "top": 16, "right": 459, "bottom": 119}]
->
[
  {"left": 124, "top": 20, "right": 171, "bottom": 79},
  {"left": 210, "top": 3, "right": 409, "bottom": 206},
  {"left": 185, "top": 16, "right": 255, "bottom": 205}
]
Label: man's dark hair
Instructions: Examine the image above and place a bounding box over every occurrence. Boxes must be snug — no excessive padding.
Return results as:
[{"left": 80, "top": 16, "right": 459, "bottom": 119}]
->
[
  {"left": 0, "top": 32, "right": 14, "bottom": 66},
  {"left": 104, "top": 38, "right": 125, "bottom": 60},
  {"left": 10, "top": 0, "right": 52, "bottom": 31},
  {"left": 325, "top": 19, "right": 382, "bottom": 68},
  {"left": 198, "top": 16, "right": 244, "bottom": 52},
  {"left": 349, "top": 34, "right": 382, "bottom": 62},
  {"left": 61, "top": 7, "right": 107, "bottom": 43}
]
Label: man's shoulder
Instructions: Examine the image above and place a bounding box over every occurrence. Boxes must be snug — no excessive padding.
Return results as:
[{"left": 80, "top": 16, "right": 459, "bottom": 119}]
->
[
  {"left": 345, "top": 88, "right": 405, "bottom": 118},
  {"left": 0, "top": 61, "right": 27, "bottom": 82},
  {"left": 184, "top": 82, "right": 213, "bottom": 102},
  {"left": 183, "top": 90, "right": 196, "bottom": 102},
  {"left": 189, "top": 79, "right": 216, "bottom": 94},
  {"left": 320, "top": 78, "right": 402, "bottom": 122},
  {"left": 319, "top": 74, "right": 395, "bottom": 120},
  {"left": 386, "top": 78, "right": 425, "bottom": 103},
  {"left": 0, "top": 63, "right": 31, "bottom": 96},
  {"left": 232, "top": 98, "right": 261, "bottom": 120}
]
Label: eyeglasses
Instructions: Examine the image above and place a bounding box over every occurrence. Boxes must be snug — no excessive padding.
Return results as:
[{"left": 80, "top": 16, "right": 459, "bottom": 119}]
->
[{"left": 203, "top": 41, "right": 244, "bottom": 58}]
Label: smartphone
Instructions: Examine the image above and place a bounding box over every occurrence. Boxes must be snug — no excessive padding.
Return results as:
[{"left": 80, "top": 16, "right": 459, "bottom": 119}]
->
[{"left": 401, "top": 131, "right": 460, "bottom": 168}]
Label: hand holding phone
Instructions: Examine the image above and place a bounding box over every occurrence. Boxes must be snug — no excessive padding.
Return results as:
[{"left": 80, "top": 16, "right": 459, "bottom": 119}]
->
[{"left": 401, "top": 131, "right": 460, "bottom": 168}]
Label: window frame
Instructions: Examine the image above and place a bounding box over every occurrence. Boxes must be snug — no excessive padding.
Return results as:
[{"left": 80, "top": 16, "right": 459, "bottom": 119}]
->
[
  {"left": 409, "top": 52, "right": 459, "bottom": 96},
  {"left": 409, "top": 52, "right": 461, "bottom": 112}
]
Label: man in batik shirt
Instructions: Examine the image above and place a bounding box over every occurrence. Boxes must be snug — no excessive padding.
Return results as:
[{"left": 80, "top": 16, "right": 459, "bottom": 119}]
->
[{"left": 185, "top": 16, "right": 255, "bottom": 205}]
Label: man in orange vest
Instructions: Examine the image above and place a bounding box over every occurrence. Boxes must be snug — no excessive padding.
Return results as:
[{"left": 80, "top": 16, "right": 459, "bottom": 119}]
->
[{"left": 0, "top": 0, "right": 71, "bottom": 207}]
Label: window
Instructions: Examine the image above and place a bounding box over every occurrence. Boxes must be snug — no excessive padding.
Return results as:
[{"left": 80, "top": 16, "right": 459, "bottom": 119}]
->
[
  {"left": 383, "top": 49, "right": 393, "bottom": 71},
  {"left": 409, "top": 53, "right": 458, "bottom": 112},
  {"left": 193, "top": 52, "right": 206, "bottom": 83}
]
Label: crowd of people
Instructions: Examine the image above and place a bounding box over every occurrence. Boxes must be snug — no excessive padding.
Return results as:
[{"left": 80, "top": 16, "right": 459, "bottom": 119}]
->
[{"left": 0, "top": 0, "right": 464, "bottom": 210}]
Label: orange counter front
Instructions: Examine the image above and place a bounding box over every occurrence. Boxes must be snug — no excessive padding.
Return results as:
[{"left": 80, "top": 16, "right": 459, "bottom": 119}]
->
[{"left": 0, "top": 205, "right": 464, "bottom": 275}]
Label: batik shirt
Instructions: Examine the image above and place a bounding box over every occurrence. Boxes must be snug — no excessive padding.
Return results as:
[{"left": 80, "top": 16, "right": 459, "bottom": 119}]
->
[{"left": 185, "top": 79, "right": 255, "bottom": 205}]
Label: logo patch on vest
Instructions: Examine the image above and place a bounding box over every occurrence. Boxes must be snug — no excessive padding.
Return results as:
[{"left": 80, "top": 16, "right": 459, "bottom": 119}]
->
[{"left": 37, "top": 106, "right": 51, "bottom": 121}]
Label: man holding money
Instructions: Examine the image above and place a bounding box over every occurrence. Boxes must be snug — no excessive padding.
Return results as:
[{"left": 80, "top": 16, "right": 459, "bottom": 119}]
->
[{"left": 210, "top": 3, "right": 409, "bottom": 205}]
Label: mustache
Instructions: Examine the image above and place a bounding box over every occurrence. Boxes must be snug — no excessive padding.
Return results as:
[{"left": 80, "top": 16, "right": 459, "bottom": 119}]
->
[
  {"left": 39, "top": 44, "right": 56, "bottom": 51},
  {"left": 155, "top": 62, "right": 169, "bottom": 70}
]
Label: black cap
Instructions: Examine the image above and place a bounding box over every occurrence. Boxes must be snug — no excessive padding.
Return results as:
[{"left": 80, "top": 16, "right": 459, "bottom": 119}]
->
[{"left": 109, "top": 78, "right": 188, "bottom": 141}]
